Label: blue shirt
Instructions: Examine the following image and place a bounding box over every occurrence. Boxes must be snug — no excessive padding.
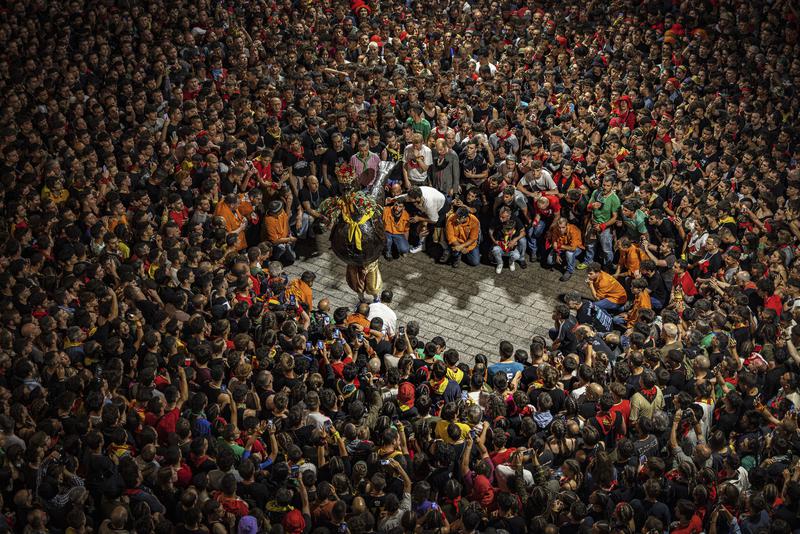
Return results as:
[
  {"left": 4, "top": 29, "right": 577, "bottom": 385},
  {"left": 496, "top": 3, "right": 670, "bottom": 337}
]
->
[{"left": 488, "top": 361, "right": 524, "bottom": 382}]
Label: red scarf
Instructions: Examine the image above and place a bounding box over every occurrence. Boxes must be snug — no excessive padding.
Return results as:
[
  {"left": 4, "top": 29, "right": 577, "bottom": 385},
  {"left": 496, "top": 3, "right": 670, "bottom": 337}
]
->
[{"left": 639, "top": 386, "right": 658, "bottom": 403}]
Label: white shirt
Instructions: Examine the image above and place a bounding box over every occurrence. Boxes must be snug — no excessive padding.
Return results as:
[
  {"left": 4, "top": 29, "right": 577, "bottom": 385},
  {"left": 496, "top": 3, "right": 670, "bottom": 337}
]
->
[
  {"left": 519, "top": 169, "right": 556, "bottom": 191},
  {"left": 368, "top": 301, "right": 397, "bottom": 336},
  {"left": 403, "top": 143, "right": 433, "bottom": 184},
  {"left": 306, "top": 411, "right": 331, "bottom": 430},
  {"left": 418, "top": 186, "right": 446, "bottom": 223}
]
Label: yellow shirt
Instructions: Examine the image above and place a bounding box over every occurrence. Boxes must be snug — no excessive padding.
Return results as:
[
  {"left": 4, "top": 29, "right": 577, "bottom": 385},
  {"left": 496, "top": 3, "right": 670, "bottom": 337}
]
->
[{"left": 434, "top": 420, "right": 471, "bottom": 444}]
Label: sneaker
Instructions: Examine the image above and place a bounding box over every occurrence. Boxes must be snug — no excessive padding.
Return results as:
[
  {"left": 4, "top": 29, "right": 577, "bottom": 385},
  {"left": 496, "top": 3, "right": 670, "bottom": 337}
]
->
[
  {"left": 576, "top": 262, "right": 588, "bottom": 270},
  {"left": 383, "top": 252, "right": 392, "bottom": 260},
  {"left": 559, "top": 272, "right": 573, "bottom": 282},
  {"left": 509, "top": 262, "right": 516, "bottom": 272},
  {"left": 519, "top": 259, "right": 528, "bottom": 270},
  {"left": 409, "top": 244, "right": 424, "bottom": 254},
  {"left": 495, "top": 263, "right": 503, "bottom": 274},
  {"left": 439, "top": 251, "right": 450, "bottom": 264},
  {"left": 451, "top": 259, "right": 460, "bottom": 268}
]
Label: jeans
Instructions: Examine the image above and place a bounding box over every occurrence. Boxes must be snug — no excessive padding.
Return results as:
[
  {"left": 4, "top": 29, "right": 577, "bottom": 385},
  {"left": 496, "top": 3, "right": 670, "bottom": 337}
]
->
[
  {"left": 450, "top": 246, "right": 481, "bottom": 266},
  {"left": 547, "top": 247, "right": 583, "bottom": 273},
  {"left": 527, "top": 220, "right": 548, "bottom": 258},
  {"left": 385, "top": 233, "right": 410, "bottom": 255},
  {"left": 296, "top": 212, "right": 314, "bottom": 239},
  {"left": 595, "top": 298, "right": 624, "bottom": 315},
  {"left": 651, "top": 296, "right": 664, "bottom": 310},
  {"left": 492, "top": 245, "right": 521, "bottom": 265},
  {"left": 584, "top": 227, "right": 614, "bottom": 265},
  {"left": 443, "top": 233, "right": 482, "bottom": 266}
]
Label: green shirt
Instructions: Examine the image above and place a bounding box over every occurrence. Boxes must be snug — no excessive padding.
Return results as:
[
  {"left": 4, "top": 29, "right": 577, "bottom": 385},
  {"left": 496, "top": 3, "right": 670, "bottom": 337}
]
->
[
  {"left": 590, "top": 190, "right": 620, "bottom": 224},
  {"left": 623, "top": 209, "right": 648, "bottom": 238},
  {"left": 406, "top": 117, "right": 431, "bottom": 141}
]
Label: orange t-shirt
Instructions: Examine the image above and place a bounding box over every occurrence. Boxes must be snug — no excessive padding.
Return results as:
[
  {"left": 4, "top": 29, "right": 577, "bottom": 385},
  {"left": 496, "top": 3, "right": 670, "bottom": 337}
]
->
[
  {"left": 592, "top": 272, "right": 628, "bottom": 304},
  {"left": 345, "top": 313, "right": 370, "bottom": 329},
  {"left": 287, "top": 279, "right": 313, "bottom": 310},
  {"left": 626, "top": 290, "right": 652, "bottom": 328},
  {"left": 445, "top": 213, "right": 480, "bottom": 252},
  {"left": 383, "top": 206, "right": 410, "bottom": 235},
  {"left": 263, "top": 211, "right": 289, "bottom": 243},
  {"left": 619, "top": 245, "right": 643, "bottom": 274},
  {"left": 214, "top": 200, "right": 248, "bottom": 250},
  {"left": 554, "top": 224, "right": 583, "bottom": 251}
]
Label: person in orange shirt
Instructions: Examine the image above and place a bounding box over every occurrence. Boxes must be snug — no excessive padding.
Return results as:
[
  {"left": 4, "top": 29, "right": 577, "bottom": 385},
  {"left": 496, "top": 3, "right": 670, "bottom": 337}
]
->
[
  {"left": 383, "top": 202, "right": 410, "bottom": 259},
  {"left": 263, "top": 200, "right": 297, "bottom": 266},
  {"left": 345, "top": 301, "right": 372, "bottom": 330},
  {"left": 547, "top": 217, "right": 583, "bottom": 281},
  {"left": 214, "top": 193, "right": 248, "bottom": 251},
  {"left": 286, "top": 271, "right": 316, "bottom": 311},
  {"left": 442, "top": 207, "right": 480, "bottom": 267},
  {"left": 614, "top": 236, "right": 643, "bottom": 281},
  {"left": 587, "top": 262, "right": 628, "bottom": 314},
  {"left": 615, "top": 278, "right": 652, "bottom": 329}
]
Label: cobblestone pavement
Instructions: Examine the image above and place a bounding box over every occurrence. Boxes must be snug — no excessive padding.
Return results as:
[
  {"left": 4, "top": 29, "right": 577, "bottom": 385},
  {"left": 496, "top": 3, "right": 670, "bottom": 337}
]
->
[{"left": 286, "top": 238, "right": 587, "bottom": 364}]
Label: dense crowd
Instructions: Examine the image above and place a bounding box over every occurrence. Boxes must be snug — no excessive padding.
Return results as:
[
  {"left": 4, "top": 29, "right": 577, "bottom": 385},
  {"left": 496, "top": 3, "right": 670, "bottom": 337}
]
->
[{"left": 2, "top": 0, "right": 800, "bottom": 533}]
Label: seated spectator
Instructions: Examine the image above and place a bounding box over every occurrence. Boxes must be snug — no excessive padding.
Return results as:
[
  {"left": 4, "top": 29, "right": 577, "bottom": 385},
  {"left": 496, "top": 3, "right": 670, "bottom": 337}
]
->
[
  {"left": 587, "top": 262, "right": 628, "bottom": 314},
  {"left": 490, "top": 206, "right": 527, "bottom": 274}
]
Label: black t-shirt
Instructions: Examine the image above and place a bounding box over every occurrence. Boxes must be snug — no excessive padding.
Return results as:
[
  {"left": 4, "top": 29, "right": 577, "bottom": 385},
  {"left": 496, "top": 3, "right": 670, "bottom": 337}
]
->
[
  {"left": 298, "top": 187, "right": 324, "bottom": 210},
  {"left": 715, "top": 410, "right": 739, "bottom": 434},
  {"left": 301, "top": 129, "right": 330, "bottom": 161},
  {"left": 575, "top": 301, "right": 614, "bottom": 333},
  {"left": 634, "top": 434, "right": 660, "bottom": 459},
  {"left": 490, "top": 216, "right": 525, "bottom": 244},
  {"left": 554, "top": 317, "right": 579, "bottom": 355},
  {"left": 238, "top": 480, "right": 270, "bottom": 509},
  {"left": 279, "top": 147, "right": 312, "bottom": 179},
  {"left": 489, "top": 515, "right": 527, "bottom": 534},
  {"left": 460, "top": 153, "right": 488, "bottom": 181},
  {"left": 322, "top": 147, "right": 353, "bottom": 178},
  {"left": 645, "top": 273, "right": 669, "bottom": 306},
  {"left": 583, "top": 335, "right": 615, "bottom": 362}
]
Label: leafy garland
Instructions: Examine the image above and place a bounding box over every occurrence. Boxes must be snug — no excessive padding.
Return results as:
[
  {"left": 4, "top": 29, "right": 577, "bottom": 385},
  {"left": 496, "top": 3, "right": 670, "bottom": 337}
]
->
[{"left": 319, "top": 191, "right": 380, "bottom": 225}]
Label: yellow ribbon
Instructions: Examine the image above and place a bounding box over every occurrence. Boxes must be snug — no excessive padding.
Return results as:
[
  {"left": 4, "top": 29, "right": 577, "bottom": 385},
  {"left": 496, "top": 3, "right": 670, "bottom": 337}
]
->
[{"left": 342, "top": 206, "right": 373, "bottom": 251}]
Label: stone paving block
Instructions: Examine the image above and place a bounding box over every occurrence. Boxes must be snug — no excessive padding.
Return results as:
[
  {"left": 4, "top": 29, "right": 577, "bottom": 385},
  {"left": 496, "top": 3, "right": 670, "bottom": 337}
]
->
[{"left": 286, "top": 239, "right": 587, "bottom": 364}]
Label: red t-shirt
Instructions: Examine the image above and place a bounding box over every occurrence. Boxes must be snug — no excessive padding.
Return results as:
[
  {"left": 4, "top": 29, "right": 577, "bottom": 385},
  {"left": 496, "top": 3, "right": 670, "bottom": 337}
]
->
[
  {"left": 765, "top": 294, "right": 783, "bottom": 316},
  {"left": 610, "top": 400, "right": 631, "bottom": 427},
  {"left": 490, "top": 448, "right": 517, "bottom": 466},
  {"left": 156, "top": 407, "right": 181, "bottom": 443},
  {"left": 534, "top": 195, "right": 561, "bottom": 220}
]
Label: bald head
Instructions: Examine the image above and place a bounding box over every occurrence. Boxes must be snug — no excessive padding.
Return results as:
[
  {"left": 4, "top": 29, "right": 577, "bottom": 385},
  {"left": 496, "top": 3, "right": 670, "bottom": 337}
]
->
[
  {"left": 662, "top": 323, "right": 678, "bottom": 341},
  {"left": 587, "top": 383, "right": 604, "bottom": 400},
  {"left": 352, "top": 496, "right": 366, "bottom": 515},
  {"left": 110, "top": 505, "right": 128, "bottom": 528}
]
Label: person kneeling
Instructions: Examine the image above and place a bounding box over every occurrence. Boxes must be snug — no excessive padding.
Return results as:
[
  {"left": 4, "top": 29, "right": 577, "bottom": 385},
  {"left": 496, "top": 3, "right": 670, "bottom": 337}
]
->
[
  {"left": 442, "top": 207, "right": 480, "bottom": 267},
  {"left": 548, "top": 218, "right": 584, "bottom": 282}
]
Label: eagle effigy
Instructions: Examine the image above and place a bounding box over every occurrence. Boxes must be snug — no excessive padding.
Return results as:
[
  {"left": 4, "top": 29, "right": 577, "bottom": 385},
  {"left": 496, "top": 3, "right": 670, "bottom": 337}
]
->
[{"left": 318, "top": 161, "right": 398, "bottom": 301}]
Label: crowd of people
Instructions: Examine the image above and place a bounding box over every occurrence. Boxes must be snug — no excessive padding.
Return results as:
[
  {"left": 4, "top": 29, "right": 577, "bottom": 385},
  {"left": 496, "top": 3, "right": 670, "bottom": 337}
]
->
[{"left": 2, "top": 0, "right": 800, "bottom": 533}]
